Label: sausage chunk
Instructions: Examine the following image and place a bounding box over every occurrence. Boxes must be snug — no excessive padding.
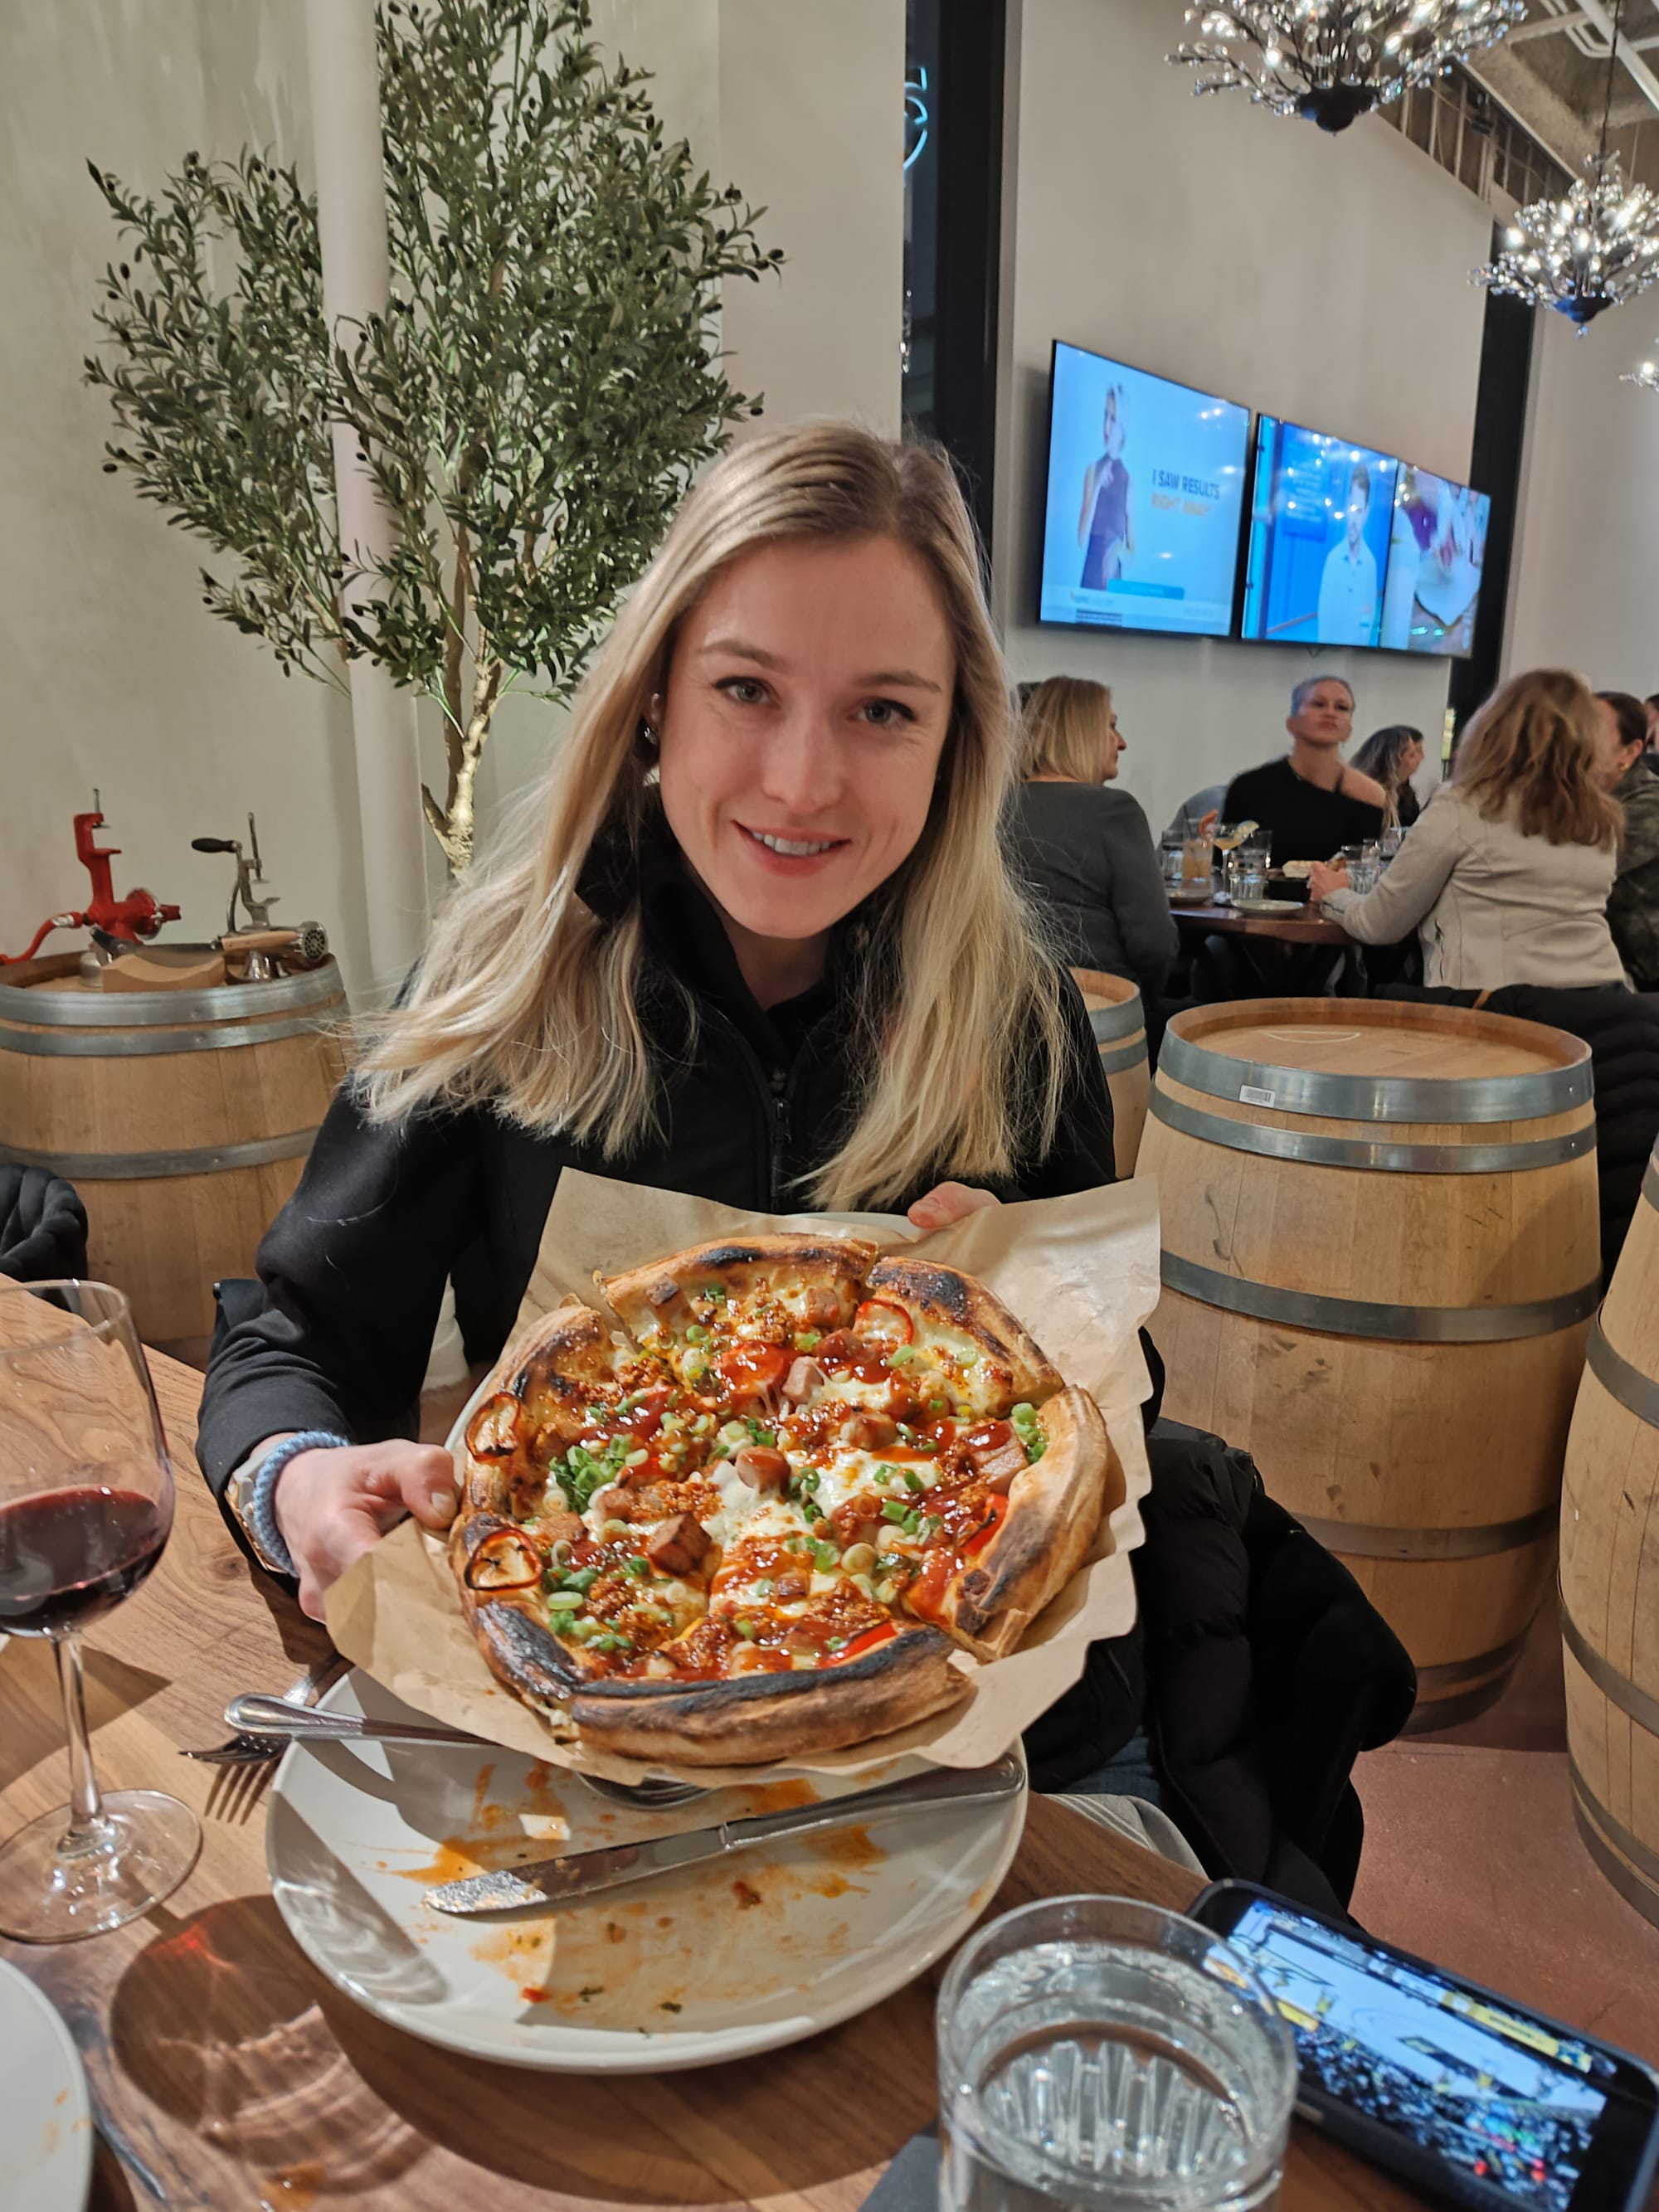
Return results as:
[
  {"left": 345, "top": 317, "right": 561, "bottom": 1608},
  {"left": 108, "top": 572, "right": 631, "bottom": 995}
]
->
[
  {"left": 843, "top": 1411, "right": 898, "bottom": 1451},
  {"left": 733, "top": 1445, "right": 790, "bottom": 1491},
  {"left": 974, "top": 1441, "right": 1028, "bottom": 1491},
  {"left": 802, "top": 1286, "right": 842, "bottom": 1329},
  {"left": 782, "top": 1357, "right": 827, "bottom": 1403},
  {"left": 645, "top": 1512, "right": 712, "bottom": 1576}
]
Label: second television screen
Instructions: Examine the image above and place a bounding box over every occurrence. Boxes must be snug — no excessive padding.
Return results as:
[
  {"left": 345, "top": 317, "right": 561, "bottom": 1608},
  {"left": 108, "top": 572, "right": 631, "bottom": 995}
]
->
[
  {"left": 1039, "top": 341, "right": 1250, "bottom": 638},
  {"left": 1242, "top": 418, "right": 1399, "bottom": 649}
]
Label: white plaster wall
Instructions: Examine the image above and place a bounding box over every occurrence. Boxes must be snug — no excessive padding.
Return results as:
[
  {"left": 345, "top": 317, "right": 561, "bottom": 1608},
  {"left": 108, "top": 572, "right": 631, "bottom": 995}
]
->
[
  {"left": 995, "top": 0, "right": 1494, "bottom": 840},
  {"left": 1504, "top": 309, "right": 1659, "bottom": 694},
  {"left": 2, "top": 1, "right": 905, "bottom": 975},
  {"left": 0, "top": 1, "right": 374, "bottom": 993}
]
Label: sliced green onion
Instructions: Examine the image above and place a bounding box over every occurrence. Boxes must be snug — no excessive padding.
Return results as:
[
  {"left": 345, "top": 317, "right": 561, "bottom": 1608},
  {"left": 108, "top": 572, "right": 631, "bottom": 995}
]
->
[
  {"left": 811, "top": 1539, "right": 839, "bottom": 1572},
  {"left": 902, "top": 1468, "right": 925, "bottom": 1493},
  {"left": 793, "top": 1329, "right": 821, "bottom": 1353},
  {"left": 888, "top": 1344, "right": 917, "bottom": 1367},
  {"left": 685, "top": 1323, "right": 710, "bottom": 1347},
  {"left": 621, "top": 1557, "right": 649, "bottom": 1579},
  {"left": 544, "top": 1590, "right": 583, "bottom": 1612},
  {"left": 734, "top": 1617, "right": 758, "bottom": 1641},
  {"left": 881, "top": 1500, "right": 908, "bottom": 1524}
]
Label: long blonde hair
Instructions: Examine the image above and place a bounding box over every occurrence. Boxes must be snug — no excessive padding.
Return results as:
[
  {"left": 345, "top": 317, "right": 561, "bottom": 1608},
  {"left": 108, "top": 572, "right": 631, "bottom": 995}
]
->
[
  {"left": 1452, "top": 669, "right": 1620, "bottom": 848},
  {"left": 1020, "top": 675, "right": 1116, "bottom": 783},
  {"left": 354, "top": 425, "right": 1073, "bottom": 1209}
]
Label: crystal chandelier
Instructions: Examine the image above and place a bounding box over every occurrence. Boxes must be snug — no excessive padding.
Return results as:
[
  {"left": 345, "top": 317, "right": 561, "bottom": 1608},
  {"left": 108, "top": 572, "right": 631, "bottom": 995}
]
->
[
  {"left": 1475, "top": 0, "right": 1659, "bottom": 326},
  {"left": 1623, "top": 355, "right": 1659, "bottom": 390},
  {"left": 1170, "top": 3, "right": 1528, "bottom": 134}
]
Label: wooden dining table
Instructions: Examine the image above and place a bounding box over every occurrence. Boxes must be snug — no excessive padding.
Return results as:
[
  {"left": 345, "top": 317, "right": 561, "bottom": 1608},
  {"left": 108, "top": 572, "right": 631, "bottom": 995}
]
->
[
  {"left": 1170, "top": 894, "right": 1353, "bottom": 948},
  {"left": 0, "top": 1343, "right": 1437, "bottom": 2212}
]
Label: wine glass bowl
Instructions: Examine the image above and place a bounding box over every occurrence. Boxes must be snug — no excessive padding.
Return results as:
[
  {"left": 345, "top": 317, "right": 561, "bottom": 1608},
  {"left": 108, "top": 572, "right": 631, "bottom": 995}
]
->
[{"left": 0, "top": 1281, "right": 201, "bottom": 1942}]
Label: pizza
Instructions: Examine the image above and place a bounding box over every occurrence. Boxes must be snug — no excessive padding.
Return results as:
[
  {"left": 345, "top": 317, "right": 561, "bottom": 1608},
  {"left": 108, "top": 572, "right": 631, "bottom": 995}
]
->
[{"left": 450, "top": 1234, "right": 1110, "bottom": 1766}]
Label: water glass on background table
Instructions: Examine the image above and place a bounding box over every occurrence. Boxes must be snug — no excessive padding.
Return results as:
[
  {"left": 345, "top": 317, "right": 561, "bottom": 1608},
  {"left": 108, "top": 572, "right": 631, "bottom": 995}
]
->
[
  {"left": 0, "top": 1281, "right": 200, "bottom": 1941},
  {"left": 1160, "top": 829, "right": 1185, "bottom": 891},
  {"left": 937, "top": 1894, "right": 1296, "bottom": 2212},
  {"left": 1348, "top": 841, "right": 1381, "bottom": 896}
]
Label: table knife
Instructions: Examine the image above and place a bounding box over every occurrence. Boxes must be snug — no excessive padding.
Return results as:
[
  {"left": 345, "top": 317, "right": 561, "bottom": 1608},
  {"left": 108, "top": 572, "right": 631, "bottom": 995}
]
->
[
  {"left": 424, "top": 1749, "right": 1025, "bottom": 1915},
  {"left": 223, "top": 1694, "right": 492, "bottom": 1748}
]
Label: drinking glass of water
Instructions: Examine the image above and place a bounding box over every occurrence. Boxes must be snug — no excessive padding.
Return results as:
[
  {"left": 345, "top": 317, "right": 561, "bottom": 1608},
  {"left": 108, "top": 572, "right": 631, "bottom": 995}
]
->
[{"left": 937, "top": 1894, "right": 1297, "bottom": 2212}]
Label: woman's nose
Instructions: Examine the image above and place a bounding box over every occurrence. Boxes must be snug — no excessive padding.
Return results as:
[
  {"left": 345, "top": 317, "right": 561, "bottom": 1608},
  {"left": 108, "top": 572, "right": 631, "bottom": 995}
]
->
[{"left": 758, "top": 712, "right": 845, "bottom": 813}]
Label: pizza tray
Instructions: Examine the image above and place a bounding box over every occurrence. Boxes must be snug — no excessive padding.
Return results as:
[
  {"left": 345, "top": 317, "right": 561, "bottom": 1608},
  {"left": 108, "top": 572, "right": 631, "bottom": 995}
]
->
[
  {"left": 266, "top": 1666, "right": 1027, "bottom": 2071},
  {"left": 325, "top": 1170, "right": 1161, "bottom": 1789}
]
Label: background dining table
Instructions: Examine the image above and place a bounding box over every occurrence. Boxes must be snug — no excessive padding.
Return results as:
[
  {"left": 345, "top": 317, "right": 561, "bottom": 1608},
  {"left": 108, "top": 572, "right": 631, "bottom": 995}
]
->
[
  {"left": 1170, "top": 894, "right": 1355, "bottom": 947},
  {"left": 0, "top": 1340, "right": 1441, "bottom": 2211}
]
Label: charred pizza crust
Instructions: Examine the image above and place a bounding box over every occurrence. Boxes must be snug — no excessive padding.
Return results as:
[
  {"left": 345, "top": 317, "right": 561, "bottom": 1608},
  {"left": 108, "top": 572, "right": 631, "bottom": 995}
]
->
[
  {"left": 601, "top": 1233, "right": 879, "bottom": 1341},
  {"left": 932, "top": 1387, "right": 1109, "bottom": 1661}
]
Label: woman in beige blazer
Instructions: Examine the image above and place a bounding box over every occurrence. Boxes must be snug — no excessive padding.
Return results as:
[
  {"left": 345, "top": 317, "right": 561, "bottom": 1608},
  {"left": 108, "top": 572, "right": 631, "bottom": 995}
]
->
[{"left": 1309, "top": 669, "right": 1627, "bottom": 991}]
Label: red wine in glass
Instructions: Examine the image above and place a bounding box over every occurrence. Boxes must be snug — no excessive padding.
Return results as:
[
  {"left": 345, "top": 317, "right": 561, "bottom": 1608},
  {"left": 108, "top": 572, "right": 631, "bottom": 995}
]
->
[
  {"left": 0, "top": 1485, "right": 167, "bottom": 1636},
  {"left": 0, "top": 1281, "right": 201, "bottom": 1942}
]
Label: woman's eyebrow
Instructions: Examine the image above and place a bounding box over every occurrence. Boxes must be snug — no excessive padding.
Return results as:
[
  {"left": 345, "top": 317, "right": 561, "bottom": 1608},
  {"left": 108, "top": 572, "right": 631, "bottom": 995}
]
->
[{"left": 697, "top": 635, "right": 943, "bottom": 693}]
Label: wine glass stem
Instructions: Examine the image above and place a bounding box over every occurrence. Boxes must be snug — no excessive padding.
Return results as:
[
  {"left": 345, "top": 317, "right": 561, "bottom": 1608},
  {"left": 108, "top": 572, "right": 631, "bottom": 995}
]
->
[{"left": 54, "top": 1633, "right": 112, "bottom": 1850}]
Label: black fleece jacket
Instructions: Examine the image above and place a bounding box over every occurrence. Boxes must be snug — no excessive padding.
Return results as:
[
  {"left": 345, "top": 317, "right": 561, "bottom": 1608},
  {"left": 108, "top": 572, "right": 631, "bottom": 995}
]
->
[{"left": 195, "top": 809, "right": 1118, "bottom": 1490}]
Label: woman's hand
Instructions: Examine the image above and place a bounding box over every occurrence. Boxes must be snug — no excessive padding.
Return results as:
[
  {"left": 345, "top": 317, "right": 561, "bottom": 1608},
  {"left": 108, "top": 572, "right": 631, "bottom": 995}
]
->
[
  {"left": 274, "top": 1442, "right": 459, "bottom": 1623},
  {"left": 907, "top": 1182, "right": 1001, "bottom": 1232},
  {"left": 1308, "top": 861, "right": 1350, "bottom": 904}
]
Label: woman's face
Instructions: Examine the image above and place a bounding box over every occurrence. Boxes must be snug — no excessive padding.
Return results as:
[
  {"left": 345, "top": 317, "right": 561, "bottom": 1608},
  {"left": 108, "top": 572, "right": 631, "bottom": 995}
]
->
[
  {"left": 657, "top": 534, "right": 956, "bottom": 950},
  {"left": 1287, "top": 683, "right": 1355, "bottom": 751},
  {"left": 1102, "top": 705, "right": 1126, "bottom": 780},
  {"left": 1401, "top": 736, "right": 1425, "bottom": 780},
  {"left": 1596, "top": 698, "right": 1643, "bottom": 789}
]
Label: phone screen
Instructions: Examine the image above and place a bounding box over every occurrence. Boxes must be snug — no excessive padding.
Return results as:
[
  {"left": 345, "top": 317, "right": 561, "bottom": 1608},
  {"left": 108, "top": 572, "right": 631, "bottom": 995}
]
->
[{"left": 1224, "top": 1894, "right": 1621, "bottom": 2212}]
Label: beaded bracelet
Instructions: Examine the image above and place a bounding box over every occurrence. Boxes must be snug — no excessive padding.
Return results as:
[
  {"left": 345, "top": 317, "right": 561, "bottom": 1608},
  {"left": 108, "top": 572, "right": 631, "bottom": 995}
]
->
[{"left": 248, "top": 1430, "right": 351, "bottom": 1578}]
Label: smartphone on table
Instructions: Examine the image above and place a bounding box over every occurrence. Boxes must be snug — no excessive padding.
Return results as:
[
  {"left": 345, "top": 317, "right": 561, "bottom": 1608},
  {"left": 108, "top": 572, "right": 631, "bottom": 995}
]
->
[{"left": 1190, "top": 1879, "right": 1659, "bottom": 2212}]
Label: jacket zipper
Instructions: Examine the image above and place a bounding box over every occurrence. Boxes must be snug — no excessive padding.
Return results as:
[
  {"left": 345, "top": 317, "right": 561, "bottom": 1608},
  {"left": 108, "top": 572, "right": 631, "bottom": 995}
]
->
[{"left": 702, "top": 1006, "right": 828, "bottom": 1211}]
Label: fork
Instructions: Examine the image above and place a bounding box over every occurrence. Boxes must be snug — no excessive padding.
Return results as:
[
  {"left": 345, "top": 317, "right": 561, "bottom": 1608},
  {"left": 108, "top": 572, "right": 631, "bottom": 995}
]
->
[{"left": 180, "top": 1651, "right": 348, "bottom": 1767}]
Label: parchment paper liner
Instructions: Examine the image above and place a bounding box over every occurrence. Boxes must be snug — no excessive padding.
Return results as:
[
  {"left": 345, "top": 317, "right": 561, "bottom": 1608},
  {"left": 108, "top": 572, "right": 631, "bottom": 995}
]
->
[{"left": 327, "top": 1169, "right": 1161, "bottom": 1784}]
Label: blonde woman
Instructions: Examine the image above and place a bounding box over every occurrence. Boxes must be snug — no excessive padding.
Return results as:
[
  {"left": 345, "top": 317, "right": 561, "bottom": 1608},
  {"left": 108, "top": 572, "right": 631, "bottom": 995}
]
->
[
  {"left": 1310, "top": 669, "right": 1626, "bottom": 991},
  {"left": 1010, "top": 675, "right": 1177, "bottom": 997},
  {"left": 198, "top": 427, "right": 1116, "bottom": 1621}
]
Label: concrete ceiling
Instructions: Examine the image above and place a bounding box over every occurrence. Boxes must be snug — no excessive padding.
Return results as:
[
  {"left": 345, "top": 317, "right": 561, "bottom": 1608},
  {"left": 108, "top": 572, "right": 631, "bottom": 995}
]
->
[{"left": 1468, "top": 0, "right": 1659, "bottom": 191}]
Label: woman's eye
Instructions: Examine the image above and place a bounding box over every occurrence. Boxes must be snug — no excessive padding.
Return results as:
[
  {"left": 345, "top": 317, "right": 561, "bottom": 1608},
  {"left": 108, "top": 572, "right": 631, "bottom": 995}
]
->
[
  {"left": 717, "top": 677, "right": 770, "bottom": 707},
  {"left": 858, "top": 698, "right": 915, "bottom": 728}
]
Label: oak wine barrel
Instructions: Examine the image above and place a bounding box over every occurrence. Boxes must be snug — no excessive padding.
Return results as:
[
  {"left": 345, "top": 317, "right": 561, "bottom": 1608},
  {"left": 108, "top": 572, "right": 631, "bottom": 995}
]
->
[
  {"left": 1560, "top": 1147, "right": 1659, "bottom": 1927},
  {"left": 0, "top": 950, "right": 347, "bottom": 1341},
  {"left": 1139, "top": 999, "right": 1599, "bottom": 1730},
  {"left": 1072, "top": 969, "right": 1149, "bottom": 1179}
]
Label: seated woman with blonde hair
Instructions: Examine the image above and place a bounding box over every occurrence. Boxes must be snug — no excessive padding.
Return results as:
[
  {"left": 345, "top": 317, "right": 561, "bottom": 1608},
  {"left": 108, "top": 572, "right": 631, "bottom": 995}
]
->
[
  {"left": 1310, "top": 669, "right": 1626, "bottom": 991},
  {"left": 196, "top": 425, "right": 1117, "bottom": 1620},
  {"left": 1009, "top": 675, "right": 1178, "bottom": 998}
]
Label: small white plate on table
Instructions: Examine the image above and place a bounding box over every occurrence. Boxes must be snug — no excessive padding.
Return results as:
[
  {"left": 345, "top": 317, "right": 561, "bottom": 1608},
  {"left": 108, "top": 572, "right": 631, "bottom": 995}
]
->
[
  {"left": 267, "top": 1669, "right": 1026, "bottom": 2073},
  {"left": 0, "top": 1960, "right": 93, "bottom": 2212}
]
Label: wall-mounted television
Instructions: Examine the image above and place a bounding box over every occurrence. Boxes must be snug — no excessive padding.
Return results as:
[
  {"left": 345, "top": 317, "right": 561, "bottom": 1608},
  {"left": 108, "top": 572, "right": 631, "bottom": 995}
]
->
[
  {"left": 1241, "top": 417, "right": 1400, "bottom": 649},
  {"left": 1038, "top": 340, "right": 1251, "bottom": 639},
  {"left": 1379, "top": 464, "right": 1491, "bottom": 658}
]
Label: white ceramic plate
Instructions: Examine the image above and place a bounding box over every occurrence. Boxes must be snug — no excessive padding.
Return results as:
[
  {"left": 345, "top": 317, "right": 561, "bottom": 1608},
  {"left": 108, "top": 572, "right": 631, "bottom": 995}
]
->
[
  {"left": 0, "top": 1962, "right": 92, "bottom": 2212},
  {"left": 267, "top": 1670, "right": 1025, "bottom": 2072}
]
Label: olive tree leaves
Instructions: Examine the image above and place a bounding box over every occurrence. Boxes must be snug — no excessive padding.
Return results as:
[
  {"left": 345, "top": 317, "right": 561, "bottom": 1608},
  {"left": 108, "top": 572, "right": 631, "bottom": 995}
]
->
[{"left": 85, "top": 0, "right": 780, "bottom": 869}]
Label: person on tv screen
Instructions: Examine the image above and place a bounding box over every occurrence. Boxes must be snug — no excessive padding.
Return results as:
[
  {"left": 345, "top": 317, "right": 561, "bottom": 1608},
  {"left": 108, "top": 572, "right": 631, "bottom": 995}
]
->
[
  {"left": 1077, "top": 384, "right": 1134, "bottom": 592},
  {"left": 1223, "top": 675, "right": 1385, "bottom": 867},
  {"left": 1010, "top": 675, "right": 1178, "bottom": 998},
  {"left": 1350, "top": 724, "right": 1425, "bottom": 829},
  {"left": 1597, "top": 690, "right": 1659, "bottom": 991},
  {"left": 1309, "top": 670, "right": 1627, "bottom": 991},
  {"left": 1315, "top": 460, "right": 1379, "bottom": 647}
]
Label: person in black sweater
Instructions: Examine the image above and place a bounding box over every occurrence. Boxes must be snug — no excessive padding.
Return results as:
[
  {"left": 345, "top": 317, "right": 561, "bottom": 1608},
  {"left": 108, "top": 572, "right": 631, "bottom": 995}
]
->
[
  {"left": 1008, "top": 675, "right": 1178, "bottom": 996},
  {"left": 198, "top": 426, "right": 1117, "bottom": 1622},
  {"left": 1224, "top": 673, "right": 1386, "bottom": 866}
]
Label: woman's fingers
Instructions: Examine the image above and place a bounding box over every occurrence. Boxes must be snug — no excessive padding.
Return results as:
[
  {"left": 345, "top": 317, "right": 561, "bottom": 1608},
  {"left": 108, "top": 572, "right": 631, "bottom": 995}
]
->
[
  {"left": 275, "top": 1441, "right": 461, "bottom": 1621},
  {"left": 907, "top": 1181, "right": 1001, "bottom": 1231}
]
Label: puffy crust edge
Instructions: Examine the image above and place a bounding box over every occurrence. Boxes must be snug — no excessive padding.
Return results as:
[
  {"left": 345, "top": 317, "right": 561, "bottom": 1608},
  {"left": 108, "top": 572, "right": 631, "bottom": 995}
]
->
[
  {"left": 941, "top": 1386, "right": 1109, "bottom": 1661},
  {"left": 567, "top": 1624, "right": 971, "bottom": 1766},
  {"left": 601, "top": 1233, "right": 882, "bottom": 1332},
  {"left": 864, "top": 1255, "right": 1065, "bottom": 1403}
]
